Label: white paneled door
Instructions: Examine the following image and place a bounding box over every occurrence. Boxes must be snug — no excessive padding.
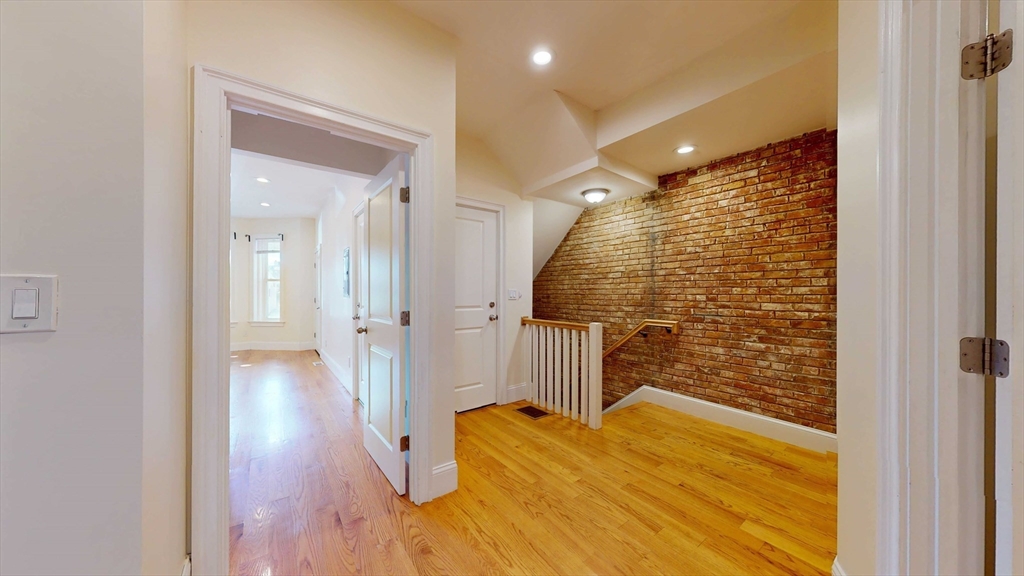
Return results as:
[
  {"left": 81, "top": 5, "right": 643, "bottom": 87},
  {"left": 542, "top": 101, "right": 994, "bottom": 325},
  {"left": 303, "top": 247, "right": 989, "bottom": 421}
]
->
[
  {"left": 361, "top": 156, "right": 408, "bottom": 495},
  {"left": 454, "top": 204, "right": 499, "bottom": 412}
]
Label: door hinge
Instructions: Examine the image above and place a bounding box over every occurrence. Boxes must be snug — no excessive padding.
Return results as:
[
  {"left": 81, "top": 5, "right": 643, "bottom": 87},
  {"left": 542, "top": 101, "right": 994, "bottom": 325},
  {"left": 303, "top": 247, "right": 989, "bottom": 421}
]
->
[
  {"left": 400, "top": 435, "right": 409, "bottom": 452},
  {"left": 400, "top": 310, "right": 410, "bottom": 326},
  {"left": 962, "top": 29, "right": 1014, "bottom": 79},
  {"left": 400, "top": 186, "right": 410, "bottom": 203},
  {"left": 959, "top": 337, "right": 1010, "bottom": 378}
]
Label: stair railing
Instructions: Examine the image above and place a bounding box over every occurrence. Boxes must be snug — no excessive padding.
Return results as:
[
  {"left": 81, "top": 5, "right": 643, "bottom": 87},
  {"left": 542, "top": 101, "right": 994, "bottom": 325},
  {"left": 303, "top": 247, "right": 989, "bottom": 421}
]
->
[{"left": 520, "top": 317, "right": 603, "bottom": 429}]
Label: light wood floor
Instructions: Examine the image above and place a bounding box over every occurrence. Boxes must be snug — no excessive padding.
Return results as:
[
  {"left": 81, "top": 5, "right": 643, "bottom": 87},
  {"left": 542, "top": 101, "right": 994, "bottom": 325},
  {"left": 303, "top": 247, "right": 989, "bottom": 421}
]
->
[{"left": 230, "top": 350, "right": 837, "bottom": 575}]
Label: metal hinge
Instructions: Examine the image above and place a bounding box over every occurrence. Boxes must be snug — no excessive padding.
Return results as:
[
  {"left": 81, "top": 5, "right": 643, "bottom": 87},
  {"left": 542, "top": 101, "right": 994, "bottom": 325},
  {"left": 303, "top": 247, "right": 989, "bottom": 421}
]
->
[
  {"left": 400, "top": 186, "right": 410, "bottom": 203},
  {"left": 959, "top": 337, "right": 1010, "bottom": 378},
  {"left": 962, "top": 29, "right": 1014, "bottom": 79},
  {"left": 400, "top": 310, "right": 410, "bottom": 326},
  {"left": 400, "top": 435, "right": 409, "bottom": 452}
]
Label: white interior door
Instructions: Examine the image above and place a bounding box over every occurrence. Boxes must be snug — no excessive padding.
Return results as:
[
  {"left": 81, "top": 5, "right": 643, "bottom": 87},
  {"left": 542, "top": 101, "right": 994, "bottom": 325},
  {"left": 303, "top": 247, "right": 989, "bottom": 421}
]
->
[
  {"left": 995, "top": 0, "right": 1023, "bottom": 571},
  {"left": 314, "top": 244, "right": 322, "bottom": 353},
  {"left": 361, "top": 156, "right": 407, "bottom": 495},
  {"left": 353, "top": 205, "right": 366, "bottom": 403},
  {"left": 454, "top": 205, "right": 498, "bottom": 412}
]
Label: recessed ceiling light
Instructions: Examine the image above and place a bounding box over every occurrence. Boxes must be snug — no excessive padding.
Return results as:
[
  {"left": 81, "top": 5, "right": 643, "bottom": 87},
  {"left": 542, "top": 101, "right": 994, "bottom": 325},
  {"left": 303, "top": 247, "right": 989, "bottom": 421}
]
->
[
  {"left": 532, "top": 50, "right": 553, "bottom": 66},
  {"left": 256, "top": 177, "right": 270, "bottom": 183},
  {"left": 675, "top": 145, "right": 695, "bottom": 154},
  {"left": 582, "top": 188, "right": 608, "bottom": 204},
  {"left": 260, "top": 202, "right": 270, "bottom": 207}
]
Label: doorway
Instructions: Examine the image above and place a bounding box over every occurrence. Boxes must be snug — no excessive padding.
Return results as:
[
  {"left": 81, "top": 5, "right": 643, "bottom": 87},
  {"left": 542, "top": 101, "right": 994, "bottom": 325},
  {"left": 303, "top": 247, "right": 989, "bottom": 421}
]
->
[
  {"left": 453, "top": 199, "right": 505, "bottom": 412},
  {"left": 191, "top": 66, "right": 438, "bottom": 574}
]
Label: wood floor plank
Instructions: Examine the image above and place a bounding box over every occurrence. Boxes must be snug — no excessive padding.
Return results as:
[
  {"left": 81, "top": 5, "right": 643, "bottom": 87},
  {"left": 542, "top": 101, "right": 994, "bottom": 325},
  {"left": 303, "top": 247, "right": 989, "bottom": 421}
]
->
[{"left": 230, "top": 350, "right": 837, "bottom": 575}]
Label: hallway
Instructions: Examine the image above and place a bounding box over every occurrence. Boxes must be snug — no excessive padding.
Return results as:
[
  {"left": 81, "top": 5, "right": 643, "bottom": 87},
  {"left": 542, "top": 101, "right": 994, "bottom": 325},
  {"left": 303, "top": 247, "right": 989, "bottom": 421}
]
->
[{"left": 230, "top": 350, "right": 837, "bottom": 575}]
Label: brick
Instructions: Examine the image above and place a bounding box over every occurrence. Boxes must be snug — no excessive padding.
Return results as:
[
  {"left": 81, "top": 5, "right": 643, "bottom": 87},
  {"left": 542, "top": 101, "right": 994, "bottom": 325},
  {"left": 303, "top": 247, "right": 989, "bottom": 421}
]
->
[{"left": 534, "top": 130, "right": 838, "bottom": 434}]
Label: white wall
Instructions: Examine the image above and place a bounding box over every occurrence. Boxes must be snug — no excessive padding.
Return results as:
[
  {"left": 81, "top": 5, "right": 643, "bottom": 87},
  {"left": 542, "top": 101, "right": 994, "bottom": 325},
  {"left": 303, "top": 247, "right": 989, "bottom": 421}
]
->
[
  {"left": 142, "top": 1, "right": 189, "bottom": 575},
  {"left": 532, "top": 198, "right": 584, "bottom": 278},
  {"left": 230, "top": 218, "right": 317, "bottom": 350},
  {"left": 0, "top": 1, "right": 146, "bottom": 573},
  {"left": 456, "top": 134, "right": 534, "bottom": 395},
  {"left": 835, "top": 1, "right": 880, "bottom": 574},
  {"left": 317, "top": 188, "right": 362, "bottom": 393}
]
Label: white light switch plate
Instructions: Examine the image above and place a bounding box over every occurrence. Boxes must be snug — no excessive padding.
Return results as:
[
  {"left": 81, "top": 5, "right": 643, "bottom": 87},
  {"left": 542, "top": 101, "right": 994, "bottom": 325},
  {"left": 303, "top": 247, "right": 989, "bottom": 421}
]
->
[{"left": 1, "top": 275, "right": 58, "bottom": 333}]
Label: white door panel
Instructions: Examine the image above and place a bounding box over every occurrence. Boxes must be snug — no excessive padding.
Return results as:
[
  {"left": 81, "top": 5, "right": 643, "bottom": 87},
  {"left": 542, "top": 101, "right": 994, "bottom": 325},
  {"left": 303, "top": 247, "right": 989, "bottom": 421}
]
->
[
  {"left": 454, "top": 205, "right": 498, "bottom": 412},
  {"left": 361, "top": 156, "right": 407, "bottom": 495}
]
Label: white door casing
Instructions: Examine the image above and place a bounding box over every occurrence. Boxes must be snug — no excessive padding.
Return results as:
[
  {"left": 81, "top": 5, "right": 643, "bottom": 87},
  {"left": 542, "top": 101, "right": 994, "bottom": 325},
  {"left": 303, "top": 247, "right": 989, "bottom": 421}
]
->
[
  {"left": 362, "top": 155, "right": 408, "bottom": 495},
  {"left": 315, "top": 244, "right": 322, "bottom": 353},
  {"left": 454, "top": 204, "right": 498, "bottom": 412},
  {"left": 191, "top": 65, "right": 437, "bottom": 574},
  {"left": 353, "top": 203, "right": 367, "bottom": 402}
]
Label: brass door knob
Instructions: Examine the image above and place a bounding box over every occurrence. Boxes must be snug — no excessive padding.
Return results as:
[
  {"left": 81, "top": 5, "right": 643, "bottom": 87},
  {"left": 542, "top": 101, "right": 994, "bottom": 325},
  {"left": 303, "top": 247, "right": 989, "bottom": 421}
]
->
[
  {"left": 489, "top": 314, "right": 498, "bottom": 321},
  {"left": 356, "top": 326, "right": 368, "bottom": 334}
]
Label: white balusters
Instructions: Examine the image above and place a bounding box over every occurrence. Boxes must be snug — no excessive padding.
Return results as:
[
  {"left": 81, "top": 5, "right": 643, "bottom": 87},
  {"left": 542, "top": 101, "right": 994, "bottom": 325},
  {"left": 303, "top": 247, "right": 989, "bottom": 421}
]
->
[{"left": 520, "top": 317, "right": 602, "bottom": 430}]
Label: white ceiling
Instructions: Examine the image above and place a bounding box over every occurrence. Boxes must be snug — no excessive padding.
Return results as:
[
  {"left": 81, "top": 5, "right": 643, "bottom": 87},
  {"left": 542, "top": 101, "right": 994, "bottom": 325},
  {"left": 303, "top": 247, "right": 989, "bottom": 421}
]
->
[
  {"left": 396, "top": 0, "right": 800, "bottom": 138},
  {"left": 230, "top": 150, "right": 369, "bottom": 218}
]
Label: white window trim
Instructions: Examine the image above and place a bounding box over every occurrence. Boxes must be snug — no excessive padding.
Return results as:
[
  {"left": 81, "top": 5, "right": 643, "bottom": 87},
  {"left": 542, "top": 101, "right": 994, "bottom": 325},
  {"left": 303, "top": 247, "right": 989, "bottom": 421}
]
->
[
  {"left": 248, "top": 321, "right": 285, "bottom": 327},
  {"left": 250, "top": 234, "right": 283, "bottom": 323}
]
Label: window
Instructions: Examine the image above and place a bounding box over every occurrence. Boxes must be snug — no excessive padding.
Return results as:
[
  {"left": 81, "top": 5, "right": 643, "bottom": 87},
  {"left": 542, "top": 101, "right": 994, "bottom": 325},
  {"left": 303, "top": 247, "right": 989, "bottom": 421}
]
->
[{"left": 252, "top": 236, "right": 282, "bottom": 322}]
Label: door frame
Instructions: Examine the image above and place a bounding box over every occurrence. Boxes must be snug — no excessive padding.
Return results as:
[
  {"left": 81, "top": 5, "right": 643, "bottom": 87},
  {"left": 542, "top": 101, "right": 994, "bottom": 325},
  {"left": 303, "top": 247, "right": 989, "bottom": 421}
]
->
[
  {"left": 314, "top": 243, "right": 322, "bottom": 353},
  {"left": 352, "top": 201, "right": 366, "bottom": 403},
  {"left": 454, "top": 196, "right": 507, "bottom": 405},
  {"left": 874, "top": 1, "right": 988, "bottom": 573},
  {"left": 190, "top": 65, "right": 436, "bottom": 574},
  {"left": 994, "top": 0, "right": 1024, "bottom": 572}
]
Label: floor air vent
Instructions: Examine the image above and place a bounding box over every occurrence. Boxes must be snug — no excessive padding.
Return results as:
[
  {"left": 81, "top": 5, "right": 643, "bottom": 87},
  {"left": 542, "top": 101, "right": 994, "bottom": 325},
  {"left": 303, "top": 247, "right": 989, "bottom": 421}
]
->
[
  {"left": 515, "top": 405, "right": 550, "bottom": 420},
  {"left": 312, "top": 361, "right": 324, "bottom": 367}
]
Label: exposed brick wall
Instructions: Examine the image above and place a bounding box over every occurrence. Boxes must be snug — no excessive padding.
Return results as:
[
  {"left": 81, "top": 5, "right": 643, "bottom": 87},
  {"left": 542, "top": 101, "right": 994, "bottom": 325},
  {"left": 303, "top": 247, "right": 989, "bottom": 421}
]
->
[{"left": 533, "top": 130, "right": 837, "bottom": 432}]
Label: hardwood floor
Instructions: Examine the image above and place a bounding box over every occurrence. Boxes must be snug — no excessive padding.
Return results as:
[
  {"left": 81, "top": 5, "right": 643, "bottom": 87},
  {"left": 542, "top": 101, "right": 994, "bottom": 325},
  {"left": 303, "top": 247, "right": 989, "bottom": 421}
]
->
[{"left": 230, "top": 350, "right": 837, "bottom": 575}]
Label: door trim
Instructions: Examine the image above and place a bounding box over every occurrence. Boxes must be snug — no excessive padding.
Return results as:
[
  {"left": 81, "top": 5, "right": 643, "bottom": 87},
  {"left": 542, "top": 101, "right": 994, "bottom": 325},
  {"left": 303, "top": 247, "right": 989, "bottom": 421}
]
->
[
  {"left": 455, "top": 196, "right": 506, "bottom": 405},
  {"left": 873, "top": 1, "right": 987, "bottom": 573},
  {"left": 191, "top": 65, "right": 436, "bottom": 575}
]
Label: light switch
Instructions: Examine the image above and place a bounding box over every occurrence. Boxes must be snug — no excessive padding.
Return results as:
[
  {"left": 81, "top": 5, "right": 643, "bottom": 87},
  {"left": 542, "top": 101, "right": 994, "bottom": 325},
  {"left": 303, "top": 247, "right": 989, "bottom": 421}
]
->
[
  {"left": 1, "top": 275, "right": 58, "bottom": 333},
  {"left": 12, "top": 288, "right": 39, "bottom": 319}
]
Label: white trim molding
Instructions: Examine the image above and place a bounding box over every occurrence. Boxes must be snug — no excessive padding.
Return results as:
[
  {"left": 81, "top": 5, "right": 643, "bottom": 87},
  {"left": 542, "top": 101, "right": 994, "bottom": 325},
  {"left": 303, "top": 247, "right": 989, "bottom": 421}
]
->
[
  {"left": 430, "top": 461, "right": 458, "bottom": 500},
  {"left": 604, "top": 386, "right": 837, "bottom": 454},
  {"left": 190, "top": 64, "right": 437, "bottom": 576},
  {"left": 506, "top": 382, "right": 529, "bottom": 403},
  {"left": 319, "top": 349, "right": 351, "bottom": 393},
  {"left": 229, "top": 340, "right": 317, "bottom": 352},
  {"left": 830, "top": 557, "right": 846, "bottom": 576}
]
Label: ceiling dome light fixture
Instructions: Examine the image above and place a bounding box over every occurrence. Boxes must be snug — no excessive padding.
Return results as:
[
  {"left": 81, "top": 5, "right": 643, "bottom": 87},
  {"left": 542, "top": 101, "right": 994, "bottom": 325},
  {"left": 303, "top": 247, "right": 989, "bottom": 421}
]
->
[
  {"left": 260, "top": 202, "right": 270, "bottom": 207},
  {"left": 582, "top": 188, "right": 608, "bottom": 204},
  {"left": 256, "top": 177, "right": 270, "bottom": 183},
  {"left": 675, "top": 145, "right": 695, "bottom": 154},
  {"left": 532, "top": 50, "right": 553, "bottom": 66}
]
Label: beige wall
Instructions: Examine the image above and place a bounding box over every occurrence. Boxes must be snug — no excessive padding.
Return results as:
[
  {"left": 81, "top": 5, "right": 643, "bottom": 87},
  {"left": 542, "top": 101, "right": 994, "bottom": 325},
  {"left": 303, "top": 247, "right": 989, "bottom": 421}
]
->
[
  {"left": 0, "top": 1, "right": 146, "bottom": 573},
  {"left": 456, "top": 134, "right": 534, "bottom": 394},
  {"left": 187, "top": 0, "right": 458, "bottom": 495},
  {"left": 318, "top": 189, "right": 361, "bottom": 393},
  {"left": 142, "top": 1, "right": 189, "bottom": 575},
  {"left": 836, "top": 1, "right": 880, "bottom": 574},
  {"left": 230, "top": 218, "right": 317, "bottom": 349}
]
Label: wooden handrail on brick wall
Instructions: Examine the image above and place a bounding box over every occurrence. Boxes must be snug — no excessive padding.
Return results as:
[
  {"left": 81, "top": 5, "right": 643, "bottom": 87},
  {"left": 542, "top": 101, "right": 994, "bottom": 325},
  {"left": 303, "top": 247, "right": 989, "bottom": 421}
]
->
[{"left": 601, "top": 319, "right": 679, "bottom": 359}]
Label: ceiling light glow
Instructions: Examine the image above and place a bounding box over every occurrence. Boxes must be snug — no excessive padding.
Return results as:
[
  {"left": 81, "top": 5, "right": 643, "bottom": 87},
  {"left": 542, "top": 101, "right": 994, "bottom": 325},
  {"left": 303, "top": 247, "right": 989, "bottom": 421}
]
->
[
  {"left": 582, "top": 188, "right": 608, "bottom": 204},
  {"left": 256, "top": 177, "right": 270, "bottom": 183},
  {"left": 532, "top": 50, "right": 553, "bottom": 66},
  {"left": 260, "top": 202, "right": 270, "bottom": 207},
  {"left": 675, "top": 145, "right": 695, "bottom": 154}
]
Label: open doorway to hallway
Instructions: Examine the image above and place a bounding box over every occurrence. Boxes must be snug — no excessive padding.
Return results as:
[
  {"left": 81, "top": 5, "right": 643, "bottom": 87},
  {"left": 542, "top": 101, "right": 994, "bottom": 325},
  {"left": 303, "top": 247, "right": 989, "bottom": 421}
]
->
[{"left": 226, "top": 110, "right": 416, "bottom": 570}]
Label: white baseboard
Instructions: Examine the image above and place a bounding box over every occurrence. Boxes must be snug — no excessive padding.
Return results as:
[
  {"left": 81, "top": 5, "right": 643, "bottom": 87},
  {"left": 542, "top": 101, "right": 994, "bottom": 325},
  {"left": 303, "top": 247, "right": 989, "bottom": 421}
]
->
[
  {"left": 429, "top": 460, "right": 458, "bottom": 500},
  {"left": 605, "top": 385, "right": 837, "bottom": 454},
  {"left": 181, "top": 555, "right": 191, "bottom": 576},
  {"left": 831, "top": 557, "right": 845, "bottom": 576},
  {"left": 230, "top": 340, "right": 317, "bottom": 352},
  {"left": 319, "top": 349, "right": 352, "bottom": 393},
  {"left": 505, "top": 381, "right": 529, "bottom": 403}
]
